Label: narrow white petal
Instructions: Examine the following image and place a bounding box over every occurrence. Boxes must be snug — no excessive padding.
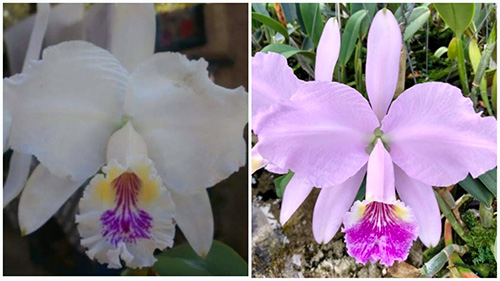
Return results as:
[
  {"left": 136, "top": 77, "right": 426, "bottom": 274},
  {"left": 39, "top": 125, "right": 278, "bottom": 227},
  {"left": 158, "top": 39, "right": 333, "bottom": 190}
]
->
[
  {"left": 110, "top": 4, "right": 155, "bottom": 71},
  {"left": 19, "top": 164, "right": 83, "bottom": 235},
  {"left": 22, "top": 3, "right": 50, "bottom": 70},
  {"left": 3, "top": 152, "right": 32, "bottom": 207},
  {"left": 5, "top": 41, "right": 128, "bottom": 182},
  {"left": 3, "top": 108, "right": 12, "bottom": 152},
  {"left": 106, "top": 122, "right": 148, "bottom": 167},
  {"left": 170, "top": 189, "right": 214, "bottom": 258},
  {"left": 127, "top": 52, "right": 247, "bottom": 193}
]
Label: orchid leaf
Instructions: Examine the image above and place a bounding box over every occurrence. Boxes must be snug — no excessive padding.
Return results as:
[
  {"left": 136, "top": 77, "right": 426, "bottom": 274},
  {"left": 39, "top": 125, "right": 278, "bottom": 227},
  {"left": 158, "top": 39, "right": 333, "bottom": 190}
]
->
[
  {"left": 281, "top": 3, "right": 297, "bottom": 24},
  {"left": 252, "top": 12, "right": 289, "bottom": 41},
  {"left": 354, "top": 176, "right": 366, "bottom": 202},
  {"left": 468, "top": 38, "right": 482, "bottom": 73},
  {"left": 274, "top": 170, "right": 294, "bottom": 198},
  {"left": 153, "top": 241, "right": 247, "bottom": 276},
  {"left": 299, "top": 3, "right": 324, "bottom": 47},
  {"left": 478, "top": 167, "right": 497, "bottom": 196},
  {"left": 434, "top": 3, "right": 475, "bottom": 36},
  {"left": 350, "top": 3, "right": 377, "bottom": 39},
  {"left": 434, "top": 46, "right": 448, "bottom": 58},
  {"left": 339, "top": 10, "right": 367, "bottom": 66},
  {"left": 261, "top": 43, "right": 315, "bottom": 61},
  {"left": 458, "top": 175, "right": 494, "bottom": 208},
  {"left": 492, "top": 71, "right": 497, "bottom": 114},
  {"left": 252, "top": 3, "right": 270, "bottom": 17},
  {"left": 403, "top": 6, "right": 430, "bottom": 41}
]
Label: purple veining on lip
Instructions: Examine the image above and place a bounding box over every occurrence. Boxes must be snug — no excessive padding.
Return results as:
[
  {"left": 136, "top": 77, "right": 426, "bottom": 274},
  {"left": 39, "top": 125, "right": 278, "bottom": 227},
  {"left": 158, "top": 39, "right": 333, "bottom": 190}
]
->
[
  {"left": 343, "top": 201, "right": 418, "bottom": 266},
  {"left": 100, "top": 172, "right": 153, "bottom": 245}
]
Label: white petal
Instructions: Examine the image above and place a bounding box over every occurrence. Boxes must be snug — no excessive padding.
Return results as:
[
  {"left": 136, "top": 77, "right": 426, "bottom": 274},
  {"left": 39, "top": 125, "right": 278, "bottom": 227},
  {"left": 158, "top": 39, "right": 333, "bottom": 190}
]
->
[
  {"left": 5, "top": 41, "right": 128, "bottom": 182},
  {"left": 126, "top": 52, "right": 248, "bottom": 193},
  {"left": 23, "top": 3, "right": 50, "bottom": 70},
  {"left": 3, "top": 152, "right": 32, "bottom": 207},
  {"left": 19, "top": 164, "right": 83, "bottom": 235},
  {"left": 3, "top": 108, "right": 12, "bottom": 152},
  {"left": 76, "top": 156, "right": 175, "bottom": 269},
  {"left": 110, "top": 4, "right": 155, "bottom": 71},
  {"left": 106, "top": 122, "right": 148, "bottom": 167},
  {"left": 170, "top": 189, "right": 214, "bottom": 258}
]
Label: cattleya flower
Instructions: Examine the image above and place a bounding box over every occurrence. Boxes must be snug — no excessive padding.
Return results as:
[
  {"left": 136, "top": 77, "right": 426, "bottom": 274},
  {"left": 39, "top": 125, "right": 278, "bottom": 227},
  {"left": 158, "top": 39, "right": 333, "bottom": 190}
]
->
[
  {"left": 252, "top": 9, "right": 496, "bottom": 266},
  {"left": 4, "top": 4, "right": 247, "bottom": 268}
]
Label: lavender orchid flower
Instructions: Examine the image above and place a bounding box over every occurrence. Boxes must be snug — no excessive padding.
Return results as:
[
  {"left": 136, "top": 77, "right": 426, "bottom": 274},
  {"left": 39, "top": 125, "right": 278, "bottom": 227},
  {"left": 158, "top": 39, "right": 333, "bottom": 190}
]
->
[{"left": 252, "top": 9, "right": 497, "bottom": 266}]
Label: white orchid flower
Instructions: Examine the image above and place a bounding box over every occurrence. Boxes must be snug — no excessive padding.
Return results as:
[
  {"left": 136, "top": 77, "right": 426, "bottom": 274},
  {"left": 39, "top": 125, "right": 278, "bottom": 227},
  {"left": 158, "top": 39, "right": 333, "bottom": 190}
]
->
[{"left": 4, "top": 4, "right": 248, "bottom": 268}]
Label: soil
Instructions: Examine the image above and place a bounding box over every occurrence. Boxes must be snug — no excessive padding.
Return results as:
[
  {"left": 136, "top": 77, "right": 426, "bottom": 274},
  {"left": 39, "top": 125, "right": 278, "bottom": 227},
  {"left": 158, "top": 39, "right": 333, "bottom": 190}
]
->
[{"left": 252, "top": 170, "right": 425, "bottom": 278}]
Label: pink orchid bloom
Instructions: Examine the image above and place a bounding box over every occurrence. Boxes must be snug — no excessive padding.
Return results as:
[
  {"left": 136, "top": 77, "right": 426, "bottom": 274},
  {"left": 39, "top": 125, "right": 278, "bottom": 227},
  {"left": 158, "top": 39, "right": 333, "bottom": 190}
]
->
[{"left": 252, "top": 9, "right": 497, "bottom": 266}]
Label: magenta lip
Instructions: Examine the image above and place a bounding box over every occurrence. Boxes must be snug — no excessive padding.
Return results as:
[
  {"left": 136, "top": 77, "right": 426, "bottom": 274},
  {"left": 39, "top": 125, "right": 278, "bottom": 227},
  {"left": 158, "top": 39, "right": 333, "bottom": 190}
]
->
[
  {"left": 343, "top": 201, "right": 417, "bottom": 266},
  {"left": 100, "top": 172, "right": 153, "bottom": 246}
]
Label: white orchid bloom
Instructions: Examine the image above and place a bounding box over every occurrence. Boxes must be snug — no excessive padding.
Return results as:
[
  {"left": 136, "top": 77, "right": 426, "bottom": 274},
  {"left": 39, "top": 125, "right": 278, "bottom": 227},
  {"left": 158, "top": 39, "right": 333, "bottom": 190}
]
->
[{"left": 4, "top": 4, "right": 247, "bottom": 268}]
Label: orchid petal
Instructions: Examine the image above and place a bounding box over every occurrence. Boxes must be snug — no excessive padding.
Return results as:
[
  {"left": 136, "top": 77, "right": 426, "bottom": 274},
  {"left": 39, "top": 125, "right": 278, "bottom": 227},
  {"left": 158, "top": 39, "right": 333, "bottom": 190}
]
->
[
  {"left": 366, "top": 139, "right": 396, "bottom": 202},
  {"left": 312, "top": 167, "right": 366, "bottom": 244},
  {"left": 3, "top": 108, "right": 12, "bottom": 152},
  {"left": 3, "top": 152, "right": 32, "bottom": 207},
  {"left": 170, "top": 189, "right": 213, "bottom": 258},
  {"left": 110, "top": 4, "right": 155, "bottom": 71},
  {"left": 5, "top": 41, "right": 128, "bottom": 182},
  {"left": 252, "top": 52, "right": 302, "bottom": 129},
  {"left": 365, "top": 9, "right": 401, "bottom": 121},
  {"left": 19, "top": 164, "right": 83, "bottom": 235},
  {"left": 280, "top": 175, "right": 313, "bottom": 225},
  {"left": 256, "top": 81, "right": 378, "bottom": 187},
  {"left": 106, "top": 122, "right": 148, "bottom": 167},
  {"left": 126, "top": 52, "right": 247, "bottom": 193},
  {"left": 315, "top": 18, "right": 340, "bottom": 82},
  {"left": 343, "top": 199, "right": 418, "bottom": 266},
  {"left": 77, "top": 157, "right": 175, "bottom": 269},
  {"left": 381, "top": 82, "right": 497, "bottom": 186},
  {"left": 23, "top": 3, "right": 50, "bottom": 70},
  {"left": 395, "top": 166, "right": 441, "bottom": 247},
  {"left": 251, "top": 143, "right": 288, "bottom": 174}
]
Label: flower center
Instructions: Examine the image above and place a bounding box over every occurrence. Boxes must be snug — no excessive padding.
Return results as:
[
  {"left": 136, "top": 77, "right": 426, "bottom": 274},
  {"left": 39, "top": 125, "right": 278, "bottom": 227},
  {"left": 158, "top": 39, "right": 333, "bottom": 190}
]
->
[
  {"left": 366, "top": 127, "right": 390, "bottom": 154},
  {"left": 100, "top": 171, "right": 153, "bottom": 246}
]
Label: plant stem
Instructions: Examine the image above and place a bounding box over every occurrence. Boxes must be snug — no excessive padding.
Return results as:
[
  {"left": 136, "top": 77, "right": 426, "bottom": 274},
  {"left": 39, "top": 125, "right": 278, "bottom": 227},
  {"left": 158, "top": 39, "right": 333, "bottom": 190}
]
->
[
  {"left": 479, "top": 202, "right": 493, "bottom": 228},
  {"left": 434, "top": 190, "right": 468, "bottom": 242},
  {"left": 455, "top": 35, "right": 470, "bottom": 97},
  {"left": 340, "top": 65, "right": 347, "bottom": 83},
  {"left": 470, "top": 40, "right": 496, "bottom": 111}
]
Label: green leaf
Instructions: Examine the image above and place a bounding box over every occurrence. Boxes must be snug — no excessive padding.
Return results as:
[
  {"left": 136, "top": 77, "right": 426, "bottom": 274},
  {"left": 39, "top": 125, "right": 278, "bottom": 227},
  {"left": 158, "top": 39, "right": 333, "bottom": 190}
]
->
[
  {"left": 252, "top": 3, "right": 269, "bottom": 17},
  {"left": 281, "top": 3, "right": 297, "bottom": 24},
  {"left": 434, "top": 3, "right": 475, "bottom": 36},
  {"left": 339, "top": 10, "right": 367, "bottom": 66},
  {"left": 492, "top": 70, "right": 497, "bottom": 114},
  {"left": 434, "top": 46, "right": 448, "bottom": 58},
  {"left": 273, "top": 170, "right": 294, "bottom": 198},
  {"left": 469, "top": 38, "right": 482, "bottom": 73},
  {"left": 252, "top": 12, "right": 289, "bottom": 41},
  {"left": 299, "top": 3, "right": 324, "bottom": 47},
  {"left": 403, "top": 6, "right": 430, "bottom": 41},
  {"left": 261, "top": 43, "right": 315, "bottom": 60},
  {"left": 153, "top": 241, "right": 248, "bottom": 276},
  {"left": 478, "top": 167, "right": 497, "bottom": 196},
  {"left": 351, "top": 3, "right": 377, "bottom": 39},
  {"left": 354, "top": 176, "right": 366, "bottom": 202},
  {"left": 458, "top": 175, "right": 494, "bottom": 207}
]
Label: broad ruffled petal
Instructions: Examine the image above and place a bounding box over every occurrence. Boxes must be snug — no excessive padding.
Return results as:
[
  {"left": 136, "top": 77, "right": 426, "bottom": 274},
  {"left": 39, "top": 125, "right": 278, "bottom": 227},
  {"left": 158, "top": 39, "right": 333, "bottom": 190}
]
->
[
  {"left": 255, "top": 81, "right": 379, "bottom": 187},
  {"left": 110, "top": 4, "right": 155, "bottom": 71},
  {"left": 343, "top": 199, "right": 418, "bottom": 266},
  {"left": 315, "top": 18, "right": 340, "bottom": 82},
  {"left": 76, "top": 157, "right": 175, "bottom": 269},
  {"left": 19, "top": 164, "right": 84, "bottom": 235},
  {"left": 366, "top": 139, "right": 396, "bottom": 202},
  {"left": 5, "top": 41, "right": 128, "bottom": 182},
  {"left": 381, "top": 82, "right": 497, "bottom": 186},
  {"left": 170, "top": 189, "right": 214, "bottom": 258},
  {"left": 126, "top": 52, "right": 247, "bottom": 193},
  {"left": 252, "top": 52, "right": 302, "bottom": 128},
  {"left": 3, "top": 152, "right": 32, "bottom": 207},
  {"left": 365, "top": 9, "right": 401, "bottom": 121},
  {"left": 312, "top": 167, "right": 366, "bottom": 244},
  {"left": 280, "top": 175, "right": 313, "bottom": 225},
  {"left": 394, "top": 166, "right": 441, "bottom": 248}
]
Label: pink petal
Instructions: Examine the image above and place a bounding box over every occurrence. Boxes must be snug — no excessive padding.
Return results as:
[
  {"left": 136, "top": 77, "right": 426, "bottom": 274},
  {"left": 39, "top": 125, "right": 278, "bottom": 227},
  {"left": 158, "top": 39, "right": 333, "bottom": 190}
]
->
[
  {"left": 366, "top": 139, "right": 396, "bottom": 202},
  {"left": 365, "top": 9, "right": 401, "bottom": 121},
  {"left": 381, "top": 82, "right": 497, "bottom": 186},
  {"left": 312, "top": 167, "right": 366, "bottom": 244},
  {"left": 342, "top": 199, "right": 418, "bottom": 266},
  {"left": 280, "top": 175, "right": 313, "bottom": 225},
  {"left": 394, "top": 165, "right": 441, "bottom": 248},
  {"left": 252, "top": 52, "right": 303, "bottom": 129},
  {"left": 256, "top": 82, "right": 379, "bottom": 187},
  {"left": 251, "top": 143, "right": 288, "bottom": 174},
  {"left": 315, "top": 18, "right": 340, "bottom": 82}
]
